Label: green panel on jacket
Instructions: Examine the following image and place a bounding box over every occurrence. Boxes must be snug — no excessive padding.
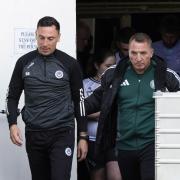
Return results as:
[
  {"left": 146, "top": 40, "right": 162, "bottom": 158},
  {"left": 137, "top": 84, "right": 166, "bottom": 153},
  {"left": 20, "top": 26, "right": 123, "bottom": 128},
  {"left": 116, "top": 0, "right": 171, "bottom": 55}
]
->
[{"left": 116, "top": 62, "right": 155, "bottom": 150}]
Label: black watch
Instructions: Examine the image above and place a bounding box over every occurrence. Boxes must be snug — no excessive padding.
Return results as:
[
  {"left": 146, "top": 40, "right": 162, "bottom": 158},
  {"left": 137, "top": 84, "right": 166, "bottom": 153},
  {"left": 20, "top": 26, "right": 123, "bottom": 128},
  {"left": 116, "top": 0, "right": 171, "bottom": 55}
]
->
[{"left": 78, "top": 135, "right": 89, "bottom": 142}]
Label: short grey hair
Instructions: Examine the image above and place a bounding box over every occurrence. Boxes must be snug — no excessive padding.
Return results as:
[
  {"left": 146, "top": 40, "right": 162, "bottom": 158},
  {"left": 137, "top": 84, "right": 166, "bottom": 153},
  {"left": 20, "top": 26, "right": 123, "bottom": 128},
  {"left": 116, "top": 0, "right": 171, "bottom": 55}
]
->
[{"left": 129, "top": 33, "right": 152, "bottom": 47}]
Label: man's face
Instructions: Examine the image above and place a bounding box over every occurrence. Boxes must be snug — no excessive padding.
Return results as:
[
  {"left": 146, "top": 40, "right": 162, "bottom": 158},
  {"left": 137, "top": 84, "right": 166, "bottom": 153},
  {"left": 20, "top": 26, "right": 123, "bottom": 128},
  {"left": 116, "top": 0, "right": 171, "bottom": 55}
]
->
[
  {"left": 129, "top": 40, "right": 153, "bottom": 74},
  {"left": 77, "top": 27, "right": 90, "bottom": 52},
  {"left": 162, "top": 32, "right": 179, "bottom": 48},
  {"left": 36, "top": 25, "right": 60, "bottom": 56},
  {"left": 117, "top": 42, "right": 129, "bottom": 57}
]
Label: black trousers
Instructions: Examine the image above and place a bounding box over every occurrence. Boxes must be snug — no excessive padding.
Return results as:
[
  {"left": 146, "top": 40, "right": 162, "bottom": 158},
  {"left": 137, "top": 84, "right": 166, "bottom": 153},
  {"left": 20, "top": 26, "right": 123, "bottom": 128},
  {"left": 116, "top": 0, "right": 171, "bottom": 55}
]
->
[
  {"left": 117, "top": 142, "right": 155, "bottom": 180},
  {"left": 25, "top": 128, "right": 75, "bottom": 180}
]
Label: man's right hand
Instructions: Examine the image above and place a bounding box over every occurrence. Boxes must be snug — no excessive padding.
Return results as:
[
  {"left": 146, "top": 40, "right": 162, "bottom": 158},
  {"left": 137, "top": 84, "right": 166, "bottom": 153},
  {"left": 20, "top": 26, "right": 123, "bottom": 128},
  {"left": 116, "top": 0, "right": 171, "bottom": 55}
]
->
[{"left": 9, "top": 124, "right": 23, "bottom": 146}]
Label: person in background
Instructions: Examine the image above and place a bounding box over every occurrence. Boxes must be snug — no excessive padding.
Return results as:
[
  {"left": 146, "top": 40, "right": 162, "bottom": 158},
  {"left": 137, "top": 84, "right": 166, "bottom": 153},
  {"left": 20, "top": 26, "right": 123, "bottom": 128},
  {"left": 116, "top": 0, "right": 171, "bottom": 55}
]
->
[
  {"left": 7, "top": 16, "right": 88, "bottom": 180},
  {"left": 114, "top": 27, "right": 135, "bottom": 64},
  {"left": 84, "top": 49, "right": 121, "bottom": 180},
  {"left": 77, "top": 20, "right": 93, "bottom": 180},
  {"left": 153, "top": 14, "right": 180, "bottom": 75},
  {"left": 77, "top": 20, "right": 93, "bottom": 78},
  {"left": 85, "top": 33, "right": 180, "bottom": 180}
]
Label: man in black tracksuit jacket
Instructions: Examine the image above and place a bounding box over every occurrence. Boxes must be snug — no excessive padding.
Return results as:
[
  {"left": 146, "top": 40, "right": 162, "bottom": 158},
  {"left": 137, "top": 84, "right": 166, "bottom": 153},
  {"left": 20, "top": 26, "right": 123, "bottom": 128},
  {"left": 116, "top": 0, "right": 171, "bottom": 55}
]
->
[
  {"left": 7, "top": 16, "right": 88, "bottom": 180},
  {"left": 85, "top": 33, "right": 180, "bottom": 180}
]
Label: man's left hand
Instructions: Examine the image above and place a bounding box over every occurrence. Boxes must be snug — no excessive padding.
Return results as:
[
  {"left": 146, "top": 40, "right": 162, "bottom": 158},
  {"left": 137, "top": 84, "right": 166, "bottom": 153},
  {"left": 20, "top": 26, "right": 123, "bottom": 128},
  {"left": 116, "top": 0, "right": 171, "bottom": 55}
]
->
[{"left": 77, "top": 139, "right": 88, "bottom": 162}]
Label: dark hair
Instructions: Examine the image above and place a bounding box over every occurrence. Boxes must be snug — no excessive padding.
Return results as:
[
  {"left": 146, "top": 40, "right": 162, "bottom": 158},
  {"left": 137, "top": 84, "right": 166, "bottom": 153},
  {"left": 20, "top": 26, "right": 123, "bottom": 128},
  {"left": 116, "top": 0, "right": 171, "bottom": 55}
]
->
[
  {"left": 116, "top": 27, "right": 136, "bottom": 43},
  {"left": 37, "top": 16, "right": 60, "bottom": 32},
  {"left": 129, "top": 33, "right": 152, "bottom": 47},
  {"left": 159, "top": 14, "right": 180, "bottom": 34},
  {"left": 77, "top": 20, "right": 92, "bottom": 52},
  {"left": 86, "top": 49, "right": 115, "bottom": 77},
  {"left": 77, "top": 20, "right": 91, "bottom": 35}
]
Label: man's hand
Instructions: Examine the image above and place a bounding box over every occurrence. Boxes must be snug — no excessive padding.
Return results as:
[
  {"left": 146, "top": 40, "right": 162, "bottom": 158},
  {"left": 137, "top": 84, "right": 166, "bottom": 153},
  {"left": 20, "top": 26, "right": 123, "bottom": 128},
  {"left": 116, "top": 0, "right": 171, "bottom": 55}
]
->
[
  {"left": 77, "top": 139, "right": 88, "bottom": 162},
  {"left": 9, "top": 124, "right": 23, "bottom": 146}
]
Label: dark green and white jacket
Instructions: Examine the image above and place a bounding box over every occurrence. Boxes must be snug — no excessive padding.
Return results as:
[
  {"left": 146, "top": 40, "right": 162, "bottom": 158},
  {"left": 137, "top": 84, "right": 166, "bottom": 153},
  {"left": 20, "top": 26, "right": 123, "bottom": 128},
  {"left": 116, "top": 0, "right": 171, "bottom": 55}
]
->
[
  {"left": 85, "top": 56, "right": 180, "bottom": 153},
  {"left": 116, "top": 62, "right": 155, "bottom": 150}
]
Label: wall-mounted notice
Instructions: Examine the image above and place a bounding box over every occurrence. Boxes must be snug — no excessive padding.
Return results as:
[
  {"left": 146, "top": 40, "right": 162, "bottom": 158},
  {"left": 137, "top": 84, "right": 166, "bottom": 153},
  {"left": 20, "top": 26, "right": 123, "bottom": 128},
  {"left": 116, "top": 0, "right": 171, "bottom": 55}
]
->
[{"left": 14, "top": 28, "right": 37, "bottom": 54}]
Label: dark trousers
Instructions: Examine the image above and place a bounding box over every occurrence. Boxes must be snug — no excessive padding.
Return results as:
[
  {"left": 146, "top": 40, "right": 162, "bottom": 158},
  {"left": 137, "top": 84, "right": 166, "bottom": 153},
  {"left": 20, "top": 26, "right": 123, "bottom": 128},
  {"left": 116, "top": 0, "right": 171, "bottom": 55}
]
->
[
  {"left": 25, "top": 128, "right": 75, "bottom": 180},
  {"left": 117, "top": 142, "right": 155, "bottom": 180}
]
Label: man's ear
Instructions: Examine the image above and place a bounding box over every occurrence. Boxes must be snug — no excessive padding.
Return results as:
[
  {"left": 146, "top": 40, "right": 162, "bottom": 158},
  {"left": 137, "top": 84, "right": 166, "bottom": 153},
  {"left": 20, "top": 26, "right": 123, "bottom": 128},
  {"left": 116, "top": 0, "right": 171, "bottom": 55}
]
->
[{"left": 151, "top": 48, "right": 154, "bottom": 57}]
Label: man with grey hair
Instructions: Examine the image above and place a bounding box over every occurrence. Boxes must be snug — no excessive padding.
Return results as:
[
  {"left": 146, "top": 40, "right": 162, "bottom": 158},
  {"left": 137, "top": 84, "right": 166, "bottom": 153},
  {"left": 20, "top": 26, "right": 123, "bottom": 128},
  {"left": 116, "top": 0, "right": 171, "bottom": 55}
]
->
[{"left": 85, "top": 33, "right": 180, "bottom": 180}]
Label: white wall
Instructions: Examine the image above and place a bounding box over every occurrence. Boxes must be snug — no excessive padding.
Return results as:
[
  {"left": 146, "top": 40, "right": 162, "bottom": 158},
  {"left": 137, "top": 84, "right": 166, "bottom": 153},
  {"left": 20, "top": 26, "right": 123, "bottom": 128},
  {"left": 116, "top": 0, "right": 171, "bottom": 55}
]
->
[{"left": 0, "top": 1, "right": 77, "bottom": 180}]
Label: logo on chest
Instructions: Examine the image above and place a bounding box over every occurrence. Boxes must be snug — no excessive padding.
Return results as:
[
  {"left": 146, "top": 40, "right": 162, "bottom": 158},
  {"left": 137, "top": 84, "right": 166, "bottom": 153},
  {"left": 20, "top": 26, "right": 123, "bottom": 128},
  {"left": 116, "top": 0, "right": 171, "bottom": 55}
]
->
[
  {"left": 55, "top": 70, "right": 63, "bottom": 79},
  {"left": 27, "top": 62, "right": 34, "bottom": 69},
  {"left": 150, "top": 80, "right": 155, "bottom": 89},
  {"left": 120, "top": 79, "right": 130, "bottom": 86},
  {"left": 25, "top": 71, "right": 30, "bottom": 76}
]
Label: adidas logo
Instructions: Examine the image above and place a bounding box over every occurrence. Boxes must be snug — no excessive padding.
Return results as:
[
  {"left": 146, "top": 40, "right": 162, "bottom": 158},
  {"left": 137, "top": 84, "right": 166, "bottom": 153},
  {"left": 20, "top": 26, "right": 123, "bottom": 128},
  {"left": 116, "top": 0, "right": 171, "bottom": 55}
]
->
[{"left": 120, "top": 79, "right": 130, "bottom": 86}]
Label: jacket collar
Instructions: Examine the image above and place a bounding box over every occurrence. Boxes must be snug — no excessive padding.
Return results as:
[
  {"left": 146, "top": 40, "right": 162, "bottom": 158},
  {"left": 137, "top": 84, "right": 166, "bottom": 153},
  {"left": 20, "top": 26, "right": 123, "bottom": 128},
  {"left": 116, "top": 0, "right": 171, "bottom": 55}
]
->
[
  {"left": 114, "top": 55, "right": 167, "bottom": 91},
  {"left": 37, "top": 49, "right": 57, "bottom": 59}
]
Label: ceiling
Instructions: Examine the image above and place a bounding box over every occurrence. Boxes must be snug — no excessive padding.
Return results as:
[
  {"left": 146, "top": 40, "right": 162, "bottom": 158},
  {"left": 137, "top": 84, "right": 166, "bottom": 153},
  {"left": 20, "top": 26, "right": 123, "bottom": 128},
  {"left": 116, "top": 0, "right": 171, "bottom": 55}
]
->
[{"left": 77, "top": 1, "right": 180, "bottom": 17}]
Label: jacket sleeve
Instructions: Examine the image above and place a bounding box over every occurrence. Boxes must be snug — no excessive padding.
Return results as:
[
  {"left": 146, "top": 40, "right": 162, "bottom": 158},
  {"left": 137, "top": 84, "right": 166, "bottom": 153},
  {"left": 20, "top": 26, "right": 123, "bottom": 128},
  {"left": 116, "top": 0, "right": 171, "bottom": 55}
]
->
[
  {"left": 6, "top": 59, "right": 24, "bottom": 127},
  {"left": 166, "top": 68, "right": 180, "bottom": 92},
  {"left": 84, "top": 67, "right": 113, "bottom": 115},
  {"left": 70, "top": 60, "right": 87, "bottom": 134},
  {"left": 85, "top": 86, "right": 103, "bottom": 115}
]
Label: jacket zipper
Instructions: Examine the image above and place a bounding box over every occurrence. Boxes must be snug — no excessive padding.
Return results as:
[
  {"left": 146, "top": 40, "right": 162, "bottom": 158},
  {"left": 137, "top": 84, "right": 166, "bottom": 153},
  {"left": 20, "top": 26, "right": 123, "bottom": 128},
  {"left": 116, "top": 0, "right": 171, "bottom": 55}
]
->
[
  {"left": 135, "top": 78, "right": 141, "bottom": 148},
  {"left": 44, "top": 57, "right": 46, "bottom": 78}
]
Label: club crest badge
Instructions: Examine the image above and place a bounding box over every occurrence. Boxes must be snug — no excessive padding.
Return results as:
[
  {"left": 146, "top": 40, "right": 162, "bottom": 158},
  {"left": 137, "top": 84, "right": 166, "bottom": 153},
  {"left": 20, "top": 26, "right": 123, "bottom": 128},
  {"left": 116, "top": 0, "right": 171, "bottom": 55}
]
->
[
  {"left": 65, "top": 147, "right": 72, "bottom": 157},
  {"left": 150, "top": 80, "right": 155, "bottom": 89},
  {"left": 55, "top": 70, "right": 63, "bottom": 79}
]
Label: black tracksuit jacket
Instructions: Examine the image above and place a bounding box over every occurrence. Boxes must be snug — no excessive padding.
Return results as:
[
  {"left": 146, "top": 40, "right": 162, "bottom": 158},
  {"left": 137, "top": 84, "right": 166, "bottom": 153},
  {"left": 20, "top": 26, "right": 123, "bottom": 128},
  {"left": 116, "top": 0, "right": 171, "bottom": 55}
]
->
[{"left": 7, "top": 49, "right": 87, "bottom": 133}]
